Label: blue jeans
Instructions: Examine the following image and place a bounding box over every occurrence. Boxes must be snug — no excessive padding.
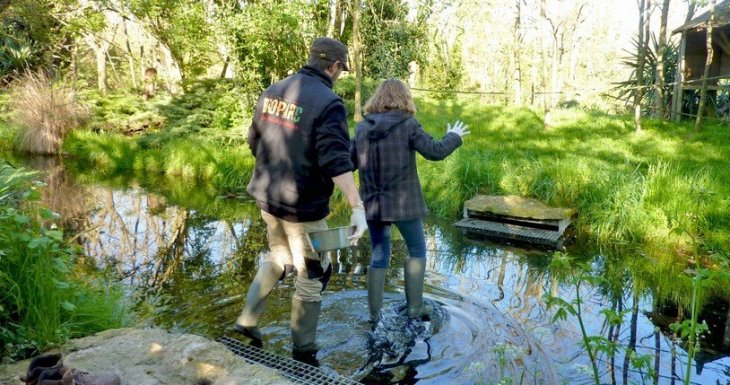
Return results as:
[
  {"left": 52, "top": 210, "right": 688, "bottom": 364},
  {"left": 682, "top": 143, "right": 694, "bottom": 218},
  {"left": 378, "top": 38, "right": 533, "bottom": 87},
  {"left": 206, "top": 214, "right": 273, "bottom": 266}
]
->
[{"left": 368, "top": 219, "right": 426, "bottom": 268}]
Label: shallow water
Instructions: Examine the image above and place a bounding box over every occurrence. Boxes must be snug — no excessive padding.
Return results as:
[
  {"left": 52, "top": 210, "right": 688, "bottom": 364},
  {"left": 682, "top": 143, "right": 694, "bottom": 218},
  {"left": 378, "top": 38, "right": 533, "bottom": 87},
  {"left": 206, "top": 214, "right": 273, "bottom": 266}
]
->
[{"left": 27, "top": 158, "right": 730, "bottom": 385}]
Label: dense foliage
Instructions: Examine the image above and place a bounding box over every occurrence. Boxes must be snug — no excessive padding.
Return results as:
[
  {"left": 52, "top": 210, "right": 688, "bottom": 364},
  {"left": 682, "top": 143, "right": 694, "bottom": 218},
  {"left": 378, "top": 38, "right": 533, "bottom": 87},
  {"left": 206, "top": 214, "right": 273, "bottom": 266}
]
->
[
  {"left": 0, "top": 161, "right": 129, "bottom": 359},
  {"left": 49, "top": 79, "right": 730, "bottom": 266}
]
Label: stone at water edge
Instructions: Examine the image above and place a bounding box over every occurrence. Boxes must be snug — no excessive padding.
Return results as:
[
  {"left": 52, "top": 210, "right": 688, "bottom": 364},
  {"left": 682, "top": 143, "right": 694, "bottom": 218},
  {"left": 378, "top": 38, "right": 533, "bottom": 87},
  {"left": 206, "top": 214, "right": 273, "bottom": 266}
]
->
[{"left": 0, "top": 328, "right": 295, "bottom": 385}]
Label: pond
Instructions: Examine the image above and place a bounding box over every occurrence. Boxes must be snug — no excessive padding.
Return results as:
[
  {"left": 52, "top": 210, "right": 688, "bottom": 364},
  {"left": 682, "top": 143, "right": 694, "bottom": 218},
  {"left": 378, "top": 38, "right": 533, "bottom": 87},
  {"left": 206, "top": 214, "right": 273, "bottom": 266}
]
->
[{"left": 25, "top": 157, "right": 730, "bottom": 385}]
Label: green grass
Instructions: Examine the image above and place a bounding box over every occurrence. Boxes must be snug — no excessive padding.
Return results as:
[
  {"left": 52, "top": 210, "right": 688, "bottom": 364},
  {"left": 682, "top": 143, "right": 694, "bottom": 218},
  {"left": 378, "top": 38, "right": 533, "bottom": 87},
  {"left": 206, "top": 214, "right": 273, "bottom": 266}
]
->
[
  {"left": 64, "top": 80, "right": 253, "bottom": 195},
  {"left": 65, "top": 131, "right": 254, "bottom": 194},
  {"left": 54, "top": 85, "right": 730, "bottom": 262},
  {"left": 414, "top": 99, "right": 729, "bottom": 260}
]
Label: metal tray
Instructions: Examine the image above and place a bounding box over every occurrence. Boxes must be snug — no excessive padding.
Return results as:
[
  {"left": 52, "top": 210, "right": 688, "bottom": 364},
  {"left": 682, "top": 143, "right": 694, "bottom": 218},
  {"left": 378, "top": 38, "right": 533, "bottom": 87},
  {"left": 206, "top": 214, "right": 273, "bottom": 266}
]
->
[{"left": 307, "top": 226, "right": 355, "bottom": 252}]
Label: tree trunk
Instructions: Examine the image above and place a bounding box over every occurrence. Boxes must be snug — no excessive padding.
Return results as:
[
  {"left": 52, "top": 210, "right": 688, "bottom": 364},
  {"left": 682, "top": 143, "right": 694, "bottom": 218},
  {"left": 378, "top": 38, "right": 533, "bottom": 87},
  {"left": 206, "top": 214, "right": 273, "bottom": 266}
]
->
[
  {"left": 633, "top": 0, "right": 650, "bottom": 132},
  {"left": 654, "top": 329, "right": 661, "bottom": 385},
  {"left": 71, "top": 44, "right": 78, "bottom": 82},
  {"left": 622, "top": 291, "right": 640, "bottom": 385},
  {"left": 332, "top": 0, "right": 345, "bottom": 40},
  {"left": 143, "top": 67, "right": 158, "bottom": 100},
  {"left": 123, "top": 20, "right": 138, "bottom": 89},
  {"left": 540, "top": 0, "right": 551, "bottom": 128},
  {"left": 353, "top": 0, "right": 363, "bottom": 122},
  {"left": 220, "top": 56, "right": 230, "bottom": 79},
  {"left": 83, "top": 13, "right": 118, "bottom": 95},
  {"left": 551, "top": 33, "right": 560, "bottom": 107},
  {"left": 654, "top": 0, "right": 671, "bottom": 119},
  {"left": 512, "top": 0, "right": 523, "bottom": 105},
  {"left": 696, "top": 0, "right": 716, "bottom": 131},
  {"left": 95, "top": 48, "right": 108, "bottom": 95},
  {"left": 672, "top": 2, "right": 696, "bottom": 122},
  {"left": 685, "top": 0, "right": 697, "bottom": 24}
]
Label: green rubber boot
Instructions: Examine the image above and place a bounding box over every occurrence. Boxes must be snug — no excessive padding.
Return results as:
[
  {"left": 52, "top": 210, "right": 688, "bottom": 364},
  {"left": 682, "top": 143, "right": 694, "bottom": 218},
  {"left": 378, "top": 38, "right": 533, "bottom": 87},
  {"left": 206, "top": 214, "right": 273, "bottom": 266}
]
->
[
  {"left": 291, "top": 298, "right": 322, "bottom": 367},
  {"left": 367, "top": 267, "right": 387, "bottom": 323},
  {"left": 234, "top": 261, "right": 284, "bottom": 347},
  {"left": 404, "top": 257, "right": 432, "bottom": 320}
]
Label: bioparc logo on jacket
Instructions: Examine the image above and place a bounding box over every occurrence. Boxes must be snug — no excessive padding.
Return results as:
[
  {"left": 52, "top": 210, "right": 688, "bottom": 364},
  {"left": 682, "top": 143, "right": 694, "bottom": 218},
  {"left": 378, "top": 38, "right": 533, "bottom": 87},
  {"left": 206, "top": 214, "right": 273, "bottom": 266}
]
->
[{"left": 261, "top": 97, "right": 303, "bottom": 130}]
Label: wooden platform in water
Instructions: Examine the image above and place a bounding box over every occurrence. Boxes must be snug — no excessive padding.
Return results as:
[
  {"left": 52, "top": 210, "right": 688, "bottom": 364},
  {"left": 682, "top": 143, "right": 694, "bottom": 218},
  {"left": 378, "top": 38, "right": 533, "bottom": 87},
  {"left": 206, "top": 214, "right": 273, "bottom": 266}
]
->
[{"left": 453, "top": 195, "right": 575, "bottom": 249}]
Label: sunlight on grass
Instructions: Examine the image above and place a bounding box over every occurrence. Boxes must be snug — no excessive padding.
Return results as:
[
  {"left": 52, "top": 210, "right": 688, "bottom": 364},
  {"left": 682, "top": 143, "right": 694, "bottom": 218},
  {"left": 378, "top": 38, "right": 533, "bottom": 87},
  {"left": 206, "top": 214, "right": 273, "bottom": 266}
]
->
[
  {"left": 413, "top": 99, "right": 729, "bottom": 259},
  {"left": 61, "top": 92, "right": 729, "bottom": 262}
]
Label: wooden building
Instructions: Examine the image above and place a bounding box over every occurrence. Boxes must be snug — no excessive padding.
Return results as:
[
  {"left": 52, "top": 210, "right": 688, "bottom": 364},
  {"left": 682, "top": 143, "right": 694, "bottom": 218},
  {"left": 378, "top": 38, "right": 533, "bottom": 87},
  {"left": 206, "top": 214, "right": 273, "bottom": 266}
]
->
[{"left": 672, "top": 1, "right": 730, "bottom": 121}]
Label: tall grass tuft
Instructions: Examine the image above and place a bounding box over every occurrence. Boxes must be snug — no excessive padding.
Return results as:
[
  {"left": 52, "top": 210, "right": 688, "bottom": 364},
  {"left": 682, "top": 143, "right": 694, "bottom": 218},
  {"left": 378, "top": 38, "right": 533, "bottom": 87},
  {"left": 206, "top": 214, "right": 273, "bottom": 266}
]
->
[{"left": 10, "top": 72, "right": 89, "bottom": 154}]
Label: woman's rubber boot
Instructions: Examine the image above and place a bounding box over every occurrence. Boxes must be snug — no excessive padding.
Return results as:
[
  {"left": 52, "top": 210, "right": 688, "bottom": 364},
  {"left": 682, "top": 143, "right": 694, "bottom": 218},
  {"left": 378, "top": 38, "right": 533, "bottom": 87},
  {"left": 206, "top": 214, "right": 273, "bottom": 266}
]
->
[
  {"left": 404, "top": 257, "right": 432, "bottom": 320},
  {"left": 290, "top": 298, "right": 322, "bottom": 367},
  {"left": 20, "top": 353, "right": 63, "bottom": 385},
  {"left": 367, "top": 267, "right": 387, "bottom": 324},
  {"left": 233, "top": 261, "right": 284, "bottom": 348}
]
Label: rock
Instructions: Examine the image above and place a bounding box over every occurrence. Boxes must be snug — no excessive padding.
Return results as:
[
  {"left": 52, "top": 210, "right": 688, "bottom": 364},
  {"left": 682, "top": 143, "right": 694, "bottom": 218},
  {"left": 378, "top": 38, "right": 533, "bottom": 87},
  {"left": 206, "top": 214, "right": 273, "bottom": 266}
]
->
[
  {"left": 0, "top": 328, "right": 295, "bottom": 385},
  {"left": 464, "top": 195, "right": 575, "bottom": 220}
]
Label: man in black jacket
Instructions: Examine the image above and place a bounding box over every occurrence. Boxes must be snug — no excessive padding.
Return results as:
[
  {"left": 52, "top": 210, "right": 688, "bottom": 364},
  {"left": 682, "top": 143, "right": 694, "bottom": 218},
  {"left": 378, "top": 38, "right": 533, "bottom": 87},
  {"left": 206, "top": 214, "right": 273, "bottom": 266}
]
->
[{"left": 233, "top": 37, "right": 367, "bottom": 367}]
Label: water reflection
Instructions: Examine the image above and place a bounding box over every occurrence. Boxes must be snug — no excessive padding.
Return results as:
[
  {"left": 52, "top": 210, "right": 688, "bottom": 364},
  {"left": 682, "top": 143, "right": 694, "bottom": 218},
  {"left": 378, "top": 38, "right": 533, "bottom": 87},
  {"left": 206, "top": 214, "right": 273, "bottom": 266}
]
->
[{"left": 25, "top": 157, "right": 730, "bottom": 385}]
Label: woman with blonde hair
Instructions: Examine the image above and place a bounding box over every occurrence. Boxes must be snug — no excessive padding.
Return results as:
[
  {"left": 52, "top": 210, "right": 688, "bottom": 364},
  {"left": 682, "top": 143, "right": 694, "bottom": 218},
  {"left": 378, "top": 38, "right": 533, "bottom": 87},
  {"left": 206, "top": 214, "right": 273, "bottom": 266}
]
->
[{"left": 351, "top": 79, "right": 469, "bottom": 323}]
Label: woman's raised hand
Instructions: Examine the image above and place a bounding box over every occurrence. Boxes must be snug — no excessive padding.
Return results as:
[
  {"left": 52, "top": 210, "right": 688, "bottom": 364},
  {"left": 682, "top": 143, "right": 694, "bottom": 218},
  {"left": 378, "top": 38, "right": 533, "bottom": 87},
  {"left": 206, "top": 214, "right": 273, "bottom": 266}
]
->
[{"left": 447, "top": 120, "right": 470, "bottom": 138}]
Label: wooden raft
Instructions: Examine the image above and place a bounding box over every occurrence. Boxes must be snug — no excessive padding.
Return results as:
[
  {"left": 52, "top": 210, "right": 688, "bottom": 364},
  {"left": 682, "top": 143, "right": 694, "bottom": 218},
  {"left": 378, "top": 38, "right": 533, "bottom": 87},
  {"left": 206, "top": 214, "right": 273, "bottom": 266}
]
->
[{"left": 453, "top": 195, "right": 576, "bottom": 249}]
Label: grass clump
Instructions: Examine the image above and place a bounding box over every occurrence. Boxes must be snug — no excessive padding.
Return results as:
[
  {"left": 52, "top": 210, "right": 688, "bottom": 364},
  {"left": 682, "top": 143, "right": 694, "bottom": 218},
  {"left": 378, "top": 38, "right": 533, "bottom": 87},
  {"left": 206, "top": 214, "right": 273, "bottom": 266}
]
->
[
  {"left": 9, "top": 72, "right": 89, "bottom": 154},
  {"left": 0, "top": 161, "right": 130, "bottom": 359}
]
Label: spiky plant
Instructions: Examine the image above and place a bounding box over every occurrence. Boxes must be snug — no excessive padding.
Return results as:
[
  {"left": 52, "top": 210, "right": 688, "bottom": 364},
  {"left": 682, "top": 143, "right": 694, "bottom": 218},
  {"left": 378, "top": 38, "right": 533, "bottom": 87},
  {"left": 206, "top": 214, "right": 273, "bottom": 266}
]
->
[
  {"left": 10, "top": 71, "right": 89, "bottom": 154},
  {"left": 613, "top": 34, "right": 678, "bottom": 115}
]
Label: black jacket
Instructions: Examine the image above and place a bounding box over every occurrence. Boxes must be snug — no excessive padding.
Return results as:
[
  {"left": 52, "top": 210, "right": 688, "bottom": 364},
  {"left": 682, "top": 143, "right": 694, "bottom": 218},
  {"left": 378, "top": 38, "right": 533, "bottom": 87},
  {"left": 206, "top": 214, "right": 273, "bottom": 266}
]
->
[
  {"left": 247, "top": 66, "right": 353, "bottom": 222},
  {"left": 351, "top": 111, "right": 462, "bottom": 222}
]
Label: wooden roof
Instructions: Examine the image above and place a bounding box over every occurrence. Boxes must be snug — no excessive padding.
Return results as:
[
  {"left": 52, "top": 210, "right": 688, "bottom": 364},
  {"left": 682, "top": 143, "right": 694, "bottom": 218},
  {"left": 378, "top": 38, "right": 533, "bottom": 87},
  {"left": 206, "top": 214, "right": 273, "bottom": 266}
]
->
[{"left": 673, "top": 0, "right": 730, "bottom": 34}]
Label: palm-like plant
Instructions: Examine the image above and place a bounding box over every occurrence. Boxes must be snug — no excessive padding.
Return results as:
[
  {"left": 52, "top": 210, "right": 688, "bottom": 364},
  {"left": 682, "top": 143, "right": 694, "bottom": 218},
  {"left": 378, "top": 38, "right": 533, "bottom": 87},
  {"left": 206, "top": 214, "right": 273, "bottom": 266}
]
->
[
  {"left": 0, "top": 37, "right": 34, "bottom": 81},
  {"left": 613, "top": 34, "right": 678, "bottom": 115}
]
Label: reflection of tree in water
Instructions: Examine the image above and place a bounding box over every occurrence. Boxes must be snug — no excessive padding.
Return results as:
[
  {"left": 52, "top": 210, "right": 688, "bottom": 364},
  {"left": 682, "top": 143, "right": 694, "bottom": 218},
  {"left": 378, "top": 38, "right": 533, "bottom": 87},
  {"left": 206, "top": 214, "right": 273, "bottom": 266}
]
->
[
  {"left": 429, "top": 217, "right": 719, "bottom": 384},
  {"left": 29, "top": 169, "right": 272, "bottom": 336},
  {"left": 139, "top": 214, "right": 271, "bottom": 337},
  {"left": 27, "top": 157, "right": 89, "bottom": 238},
  {"left": 426, "top": 217, "right": 554, "bottom": 321}
]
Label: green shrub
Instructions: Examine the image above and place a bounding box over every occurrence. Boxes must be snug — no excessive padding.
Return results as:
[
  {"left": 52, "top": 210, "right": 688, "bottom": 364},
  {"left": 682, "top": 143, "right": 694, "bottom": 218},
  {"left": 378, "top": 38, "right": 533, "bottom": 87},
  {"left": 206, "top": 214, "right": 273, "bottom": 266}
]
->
[
  {"left": 334, "top": 76, "right": 380, "bottom": 117},
  {"left": 0, "top": 161, "right": 129, "bottom": 359}
]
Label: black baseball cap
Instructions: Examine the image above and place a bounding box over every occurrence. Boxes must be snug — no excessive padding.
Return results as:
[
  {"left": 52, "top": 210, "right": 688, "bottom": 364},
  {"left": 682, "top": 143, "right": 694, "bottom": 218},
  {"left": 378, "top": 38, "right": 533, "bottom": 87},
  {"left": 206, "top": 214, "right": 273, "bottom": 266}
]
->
[{"left": 310, "top": 37, "right": 350, "bottom": 71}]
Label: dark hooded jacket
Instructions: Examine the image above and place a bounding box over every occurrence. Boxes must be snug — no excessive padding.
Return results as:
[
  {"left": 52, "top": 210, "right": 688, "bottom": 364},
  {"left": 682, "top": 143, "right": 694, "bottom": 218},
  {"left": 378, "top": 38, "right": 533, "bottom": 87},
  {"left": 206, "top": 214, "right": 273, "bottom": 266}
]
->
[
  {"left": 247, "top": 66, "right": 353, "bottom": 222},
  {"left": 351, "top": 111, "right": 462, "bottom": 222}
]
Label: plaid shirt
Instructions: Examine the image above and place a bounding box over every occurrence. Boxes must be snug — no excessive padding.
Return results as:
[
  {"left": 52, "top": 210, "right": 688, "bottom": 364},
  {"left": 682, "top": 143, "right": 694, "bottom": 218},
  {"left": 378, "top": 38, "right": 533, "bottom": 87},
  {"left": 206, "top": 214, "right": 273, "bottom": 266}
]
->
[{"left": 351, "top": 111, "right": 462, "bottom": 222}]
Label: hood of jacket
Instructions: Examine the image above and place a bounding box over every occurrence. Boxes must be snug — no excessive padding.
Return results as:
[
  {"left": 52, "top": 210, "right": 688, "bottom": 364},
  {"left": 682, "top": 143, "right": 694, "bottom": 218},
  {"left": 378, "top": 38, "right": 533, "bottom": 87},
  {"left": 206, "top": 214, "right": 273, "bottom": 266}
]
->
[{"left": 361, "top": 111, "right": 413, "bottom": 140}]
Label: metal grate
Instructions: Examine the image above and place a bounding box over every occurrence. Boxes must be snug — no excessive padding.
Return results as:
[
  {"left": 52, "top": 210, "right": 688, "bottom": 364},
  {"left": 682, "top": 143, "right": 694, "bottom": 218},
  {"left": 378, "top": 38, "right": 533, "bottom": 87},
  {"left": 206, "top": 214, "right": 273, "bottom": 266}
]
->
[
  {"left": 454, "top": 217, "right": 563, "bottom": 247},
  {"left": 217, "top": 336, "right": 362, "bottom": 385}
]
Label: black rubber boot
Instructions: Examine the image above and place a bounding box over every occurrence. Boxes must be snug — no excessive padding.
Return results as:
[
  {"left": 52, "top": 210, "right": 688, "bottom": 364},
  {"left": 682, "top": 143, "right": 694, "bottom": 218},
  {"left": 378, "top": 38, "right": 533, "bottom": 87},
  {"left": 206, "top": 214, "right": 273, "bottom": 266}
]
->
[
  {"left": 291, "top": 349, "right": 320, "bottom": 367},
  {"left": 231, "top": 324, "right": 263, "bottom": 349}
]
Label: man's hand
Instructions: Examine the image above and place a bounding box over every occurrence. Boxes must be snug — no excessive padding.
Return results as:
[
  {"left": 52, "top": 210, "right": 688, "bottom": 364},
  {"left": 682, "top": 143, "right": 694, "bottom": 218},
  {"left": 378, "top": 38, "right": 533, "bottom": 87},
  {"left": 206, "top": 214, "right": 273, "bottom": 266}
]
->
[{"left": 348, "top": 204, "right": 367, "bottom": 246}]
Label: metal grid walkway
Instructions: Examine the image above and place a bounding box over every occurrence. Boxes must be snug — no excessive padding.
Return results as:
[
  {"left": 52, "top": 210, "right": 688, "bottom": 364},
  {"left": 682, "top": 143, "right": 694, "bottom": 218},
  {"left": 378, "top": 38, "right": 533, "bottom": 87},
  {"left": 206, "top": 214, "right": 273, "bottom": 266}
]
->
[
  {"left": 454, "top": 217, "right": 563, "bottom": 248},
  {"left": 217, "top": 336, "right": 362, "bottom": 385}
]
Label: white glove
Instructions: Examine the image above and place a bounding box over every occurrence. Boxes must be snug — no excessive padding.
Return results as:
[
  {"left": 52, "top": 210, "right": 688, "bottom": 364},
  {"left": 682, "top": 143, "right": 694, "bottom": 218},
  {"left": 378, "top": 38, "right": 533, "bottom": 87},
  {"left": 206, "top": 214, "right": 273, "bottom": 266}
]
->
[
  {"left": 447, "top": 120, "right": 470, "bottom": 138},
  {"left": 348, "top": 205, "right": 368, "bottom": 246}
]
